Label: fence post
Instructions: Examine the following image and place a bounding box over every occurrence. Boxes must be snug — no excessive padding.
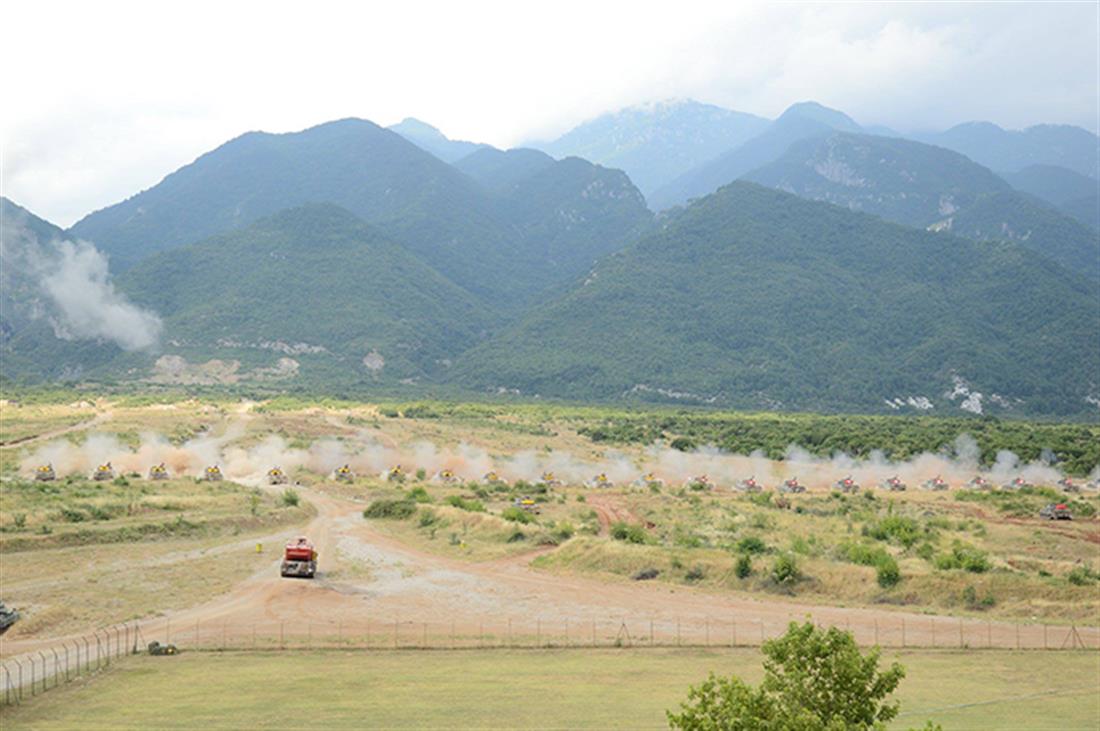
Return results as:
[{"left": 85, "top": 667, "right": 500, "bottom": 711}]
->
[
  {"left": 63, "top": 644, "right": 70, "bottom": 682},
  {"left": 38, "top": 652, "right": 48, "bottom": 691},
  {"left": 29, "top": 656, "right": 35, "bottom": 697},
  {"left": 2, "top": 664, "right": 10, "bottom": 705},
  {"left": 51, "top": 649, "right": 61, "bottom": 688},
  {"left": 17, "top": 659, "right": 24, "bottom": 702}
]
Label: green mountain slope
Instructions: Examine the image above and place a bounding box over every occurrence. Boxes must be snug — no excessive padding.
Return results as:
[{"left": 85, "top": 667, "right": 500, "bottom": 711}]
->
[
  {"left": 744, "top": 133, "right": 1009, "bottom": 228},
  {"left": 537, "top": 99, "right": 769, "bottom": 199},
  {"left": 743, "top": 134, "right": 1098, "bottom": 276},
  {"left": 454, "top": 147, "right": 556, "bottom": 193},
  {"left": 649, "top": 102, "right": 860, "bottom": 209},
  {"left": 450, "top": 183, "right": 1100, "bottom": 417},
  {"left": 1, "top": 197, "right": 66, "bottom": 342},
  {"left": 68, "top": 118, "right": 650, "bottom": 307},
  {"left": 117, "top": 204, "right": 493, "bottom": 383},
  {"left": 1061, "top": 195, "right": 1100, "bottom": 231},
  {"left": 1001, "top": 165, "right": 1097, "bottom": 207}
]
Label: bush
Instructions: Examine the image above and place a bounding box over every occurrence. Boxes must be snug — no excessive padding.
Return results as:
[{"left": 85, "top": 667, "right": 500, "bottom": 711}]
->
[
  {"left": 553, "top": 521, "right": 575, "bottom": 541},
  {"left": 445, "top": 495, "right": 485, "bottom": 512},
  {"left": 736, "top": 536, "right": 767, "bottom": 554},
  {"left": 633, "top": 567, "right": 660, "bottom": 581},
  {"left": 934, "top": 543, "right": 990, "bottom": 573},
  {"left": 363, "top": 500, "right": 417, "bottom": 520},
  {"left": 771, "top": 554, "right": 801, "bottom": 585},
  {"left": 408, "top": 486, "right": 432, "bottom": 503},
  {"left": 735, "top": 553, "right": 753, "bottom": 579},
  {"left": 667, "top": 622, "right": 921, "bottom": 730},
  {"left": 1067, "top": 566, "right": 1099, "bottom": 586},
  {"left": 962, "top": 585, "right": 996, "bottom": 609},
  {"left": 876, "top": 558, "right": 902, "bottom": 588},
  {"left": 59, "top": 506, "right": 86, "bottom": 523},
  {"left": 864, "top": 515, "right": 923, "bottom": 548},
  {"left": 507, "top": 529, "right": 527, "bottom": 543},
  {"left": 12, "top": 514, "right": 26, "bottom": 530},
  {"left": 415, "top": 468, "right": 427, "bottom": 481},
  {"left": 418, "top": 508, "right": 438, "bottom": 527},
  {"left": 610, "top": 521, "right": 648, "bottom": 544},
  {"left": 501, "top": 506, "right": 533, "bottom": 524},
  {"left": 281, "top": 489, "right": 300, "bottom": 507},
  {"left": 685, "top": 565, "right": 706, "bottom": 582}
]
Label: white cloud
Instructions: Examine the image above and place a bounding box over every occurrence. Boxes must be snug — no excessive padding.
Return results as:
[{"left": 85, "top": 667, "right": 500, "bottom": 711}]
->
[{"left": 1, "top": 0, "right": 1096, "bottom": 226}]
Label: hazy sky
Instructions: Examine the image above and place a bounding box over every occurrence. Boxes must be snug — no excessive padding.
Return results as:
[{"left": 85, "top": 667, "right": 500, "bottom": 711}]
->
[{"left": 2, "top": 0, "right": 1097, "bottom": 227}]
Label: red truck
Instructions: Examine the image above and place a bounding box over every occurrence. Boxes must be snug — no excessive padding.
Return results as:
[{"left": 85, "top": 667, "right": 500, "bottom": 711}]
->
[{"left": 281, "top": 536, "right": 317, "bottom": 578}]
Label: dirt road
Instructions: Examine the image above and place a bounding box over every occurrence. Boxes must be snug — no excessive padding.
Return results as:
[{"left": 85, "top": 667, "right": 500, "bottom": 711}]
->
[{"left": 4, "top": 487, "right": 1096, "bottom": 669}]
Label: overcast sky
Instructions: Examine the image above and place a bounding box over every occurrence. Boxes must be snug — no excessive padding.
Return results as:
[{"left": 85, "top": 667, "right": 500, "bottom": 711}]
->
[{"left": 2, "top": 0, "right": 1097, "bottom": 227}]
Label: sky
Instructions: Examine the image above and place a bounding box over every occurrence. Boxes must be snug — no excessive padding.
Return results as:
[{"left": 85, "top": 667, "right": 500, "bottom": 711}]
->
[{"left": 2, "top": 0, "right": 1097, "bottom": 227}]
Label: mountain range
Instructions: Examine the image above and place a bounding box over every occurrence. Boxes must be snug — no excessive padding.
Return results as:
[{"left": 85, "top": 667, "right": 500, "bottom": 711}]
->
[{"left": 3, "top": 101, "right": 1097, "bottom": 416}]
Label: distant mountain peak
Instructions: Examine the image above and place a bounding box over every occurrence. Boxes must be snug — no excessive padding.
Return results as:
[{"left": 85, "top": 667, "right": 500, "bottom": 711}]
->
[
  {"left": 779, "top": 101, "right": 861, "bottom": 132},
  {"left": 387, "top": 118, "right": 487, "bottom": 163},
  {"left": 390, "top": 117, "right": 448, "bottom": 140}
]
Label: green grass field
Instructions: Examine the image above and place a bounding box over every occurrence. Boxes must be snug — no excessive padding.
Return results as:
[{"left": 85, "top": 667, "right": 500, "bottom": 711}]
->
[{"left": 3, "top": 648, "right": 1097, "bottom": 729}]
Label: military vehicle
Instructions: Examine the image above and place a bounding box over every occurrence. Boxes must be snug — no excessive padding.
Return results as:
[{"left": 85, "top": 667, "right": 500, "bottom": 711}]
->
[
  {"left": 334, "top": 464, "right": 354, "bottom": 483},
  {"left": 203, "top": 465, "right": 224, "bottom": 481},
  {"left": 778, "top": 477, "right": 806, "bottom": 494},
  {"left": 34, "top": 464, "right": 56, "bottom": 481},
  {"left": 513, "top": 496, "right": 540, "bottom": 514},
  {"left": 267, "top": 467, "right": 288, "bottom": 485},
  {"left": 685, "top": 474, "right": 715, "bottom": 490},
  {"left": 148, "top": 463, "right": 169, "bottom": 480},
  {"left": 281, "top": 536, "right": 317, "bottom": 578},
  {"left": 736, "top": 476, "right": 763, "bottom": 492},
  {"left": 537, "top": 471, "right": 563, "bottom": 488},
  {"left": 147, "top": 641, "right": 178, "bottom": 655},
  {"left": 482, "top": 471, "right": 507, "bottom": 486},
  {"left": 0, "top": 603, "right": 19, "bottom": 635},
  {"left": 586, "top": 473, "right": 613, "bottom": 489},
  {"left": 1039, "top": 503, "right": 1072, "bottom": 520},
  {"left": 965, "top": 476, "right": 991, "bottom": 490},
  {"left": 921, "top": 475, "right": 948, "bottom": 491},
  {"left": 386, "top": 465, "right": 406, "bottom": 483},
  {"left": 1002, "top": 476, "right": 1032, "bottom": 490},
  {"left": 435, "top": 469, "right": 459, "bottom": 484},
  {"left": 881, "top": 475, "right": 907, "bottom": 492},
  {"left": 1057, "top": 477, "right": 1080, "bottom": 494},
  {"left": 632, "top": 472, "right": 665, "bottom": 490},
  {"left": 93, "top": 462, "right": 115, "bottom": 481},
  {"left": 834, "top": 476, "right": 859, "bottom": 493}
]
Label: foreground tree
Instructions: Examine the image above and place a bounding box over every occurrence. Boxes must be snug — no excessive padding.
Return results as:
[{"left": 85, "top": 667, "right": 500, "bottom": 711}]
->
[{"left": 667, "top": 622, "right": 940, "bottom": 730}]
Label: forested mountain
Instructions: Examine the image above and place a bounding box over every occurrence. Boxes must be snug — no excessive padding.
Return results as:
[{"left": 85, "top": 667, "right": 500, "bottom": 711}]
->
[
  {"left": 449, "top": 183, "right": 1099, "bottom": 417},
  {"left": 1002, "top": 165, "right": 1099, "bottom": 231},
  {"left": 454, "top": 147, "right": 556, "bottom": 193},
  {"left": 915, "top": 122, "right": 1099, "bottom": 179},
  {"left": 0, "top": 197, "right": 65, "bottom": 343},
  {"left": 742, "top": 134, "right": 1099, "bottom": 276},
  {"left": 68, "top": 118, "right": 651, "bottom": 306},
  {"left": 536, "top": 99, "right": 769, "bottom": 198},
  {"left": 648, "top": 102, "right": 861, "bottom": 209},
  {"left": 388, "top": 117, "right": 488, "bottom": 162},
  {"left": 112, "top": 204, "right": 492, "bottom": 382}
]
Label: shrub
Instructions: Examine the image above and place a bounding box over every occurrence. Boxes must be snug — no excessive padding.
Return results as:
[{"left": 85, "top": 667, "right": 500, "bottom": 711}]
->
[
  {"left": 507, "top": 529, "right": 527, "bottom": 543},
  {"left": 610, "top": 521, "right": 648, "bottom": 544},
  {"left": 934, "top": 543, "right": 990, "bottom": 573},
  {"left": 59, "top": 506, "right": 86, "bottom": 523},
  {"left": 633, "top": 568, "right": 660, "bottom": 581},
  {"left": 670, "top": 436, "right": 696, "bottom": 452},
  {"left": 445, "top": 495, "right": 485, "bottom": 512},
  {"left": 363, "top": 500, "right": 416, "bottom": 520},
  {"left": 415, "top": 468, "right": 427, "bottom": 481},
  {"left": 735, "top": 553, "right": 753, "bottom": 579},
  {"left": 736, "top": 536, "right": 767, "bottom": 554},
  {"left": 864, "top": 515, "right": 923, "bottom": 548},
  {"left": 771, "top": 554, "right": 801, "bottom": 585},
  {"left": 1067, "top": 566, "right": 1099, "bottom": 586},
  {"left": 553, "top": 521, "right": 575, "bottom": 541},
  {"left": 962, "top": 585, "right": 996, "bottom": 609},
  {"left": 408, "top": 486, "right": 432, "bottom": 503},
  {"left": 281, "top": 489, "right": 300, "bottom": 507},
  {"left": 501, "top": 506, "right": 533, "bottom": 524},
  {"left": 12, "top": 514, "right": 26, "bottom": 530},
  {"left": 667, "top": 622, "right": 919, "bottom": 730},
  {"left": 876, "top": 558, "right": 902, "bottom": 588},
  {"left": 685, "top": 565, "right": 706, "bottom": 582},
  {"left": 418, "top": 508, "right": 438, "bottom": 527}
]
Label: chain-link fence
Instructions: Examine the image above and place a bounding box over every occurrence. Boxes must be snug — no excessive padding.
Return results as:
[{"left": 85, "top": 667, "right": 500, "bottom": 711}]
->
[{"left": 3, "top": 615, "right": 1095, "bottom": 706}]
